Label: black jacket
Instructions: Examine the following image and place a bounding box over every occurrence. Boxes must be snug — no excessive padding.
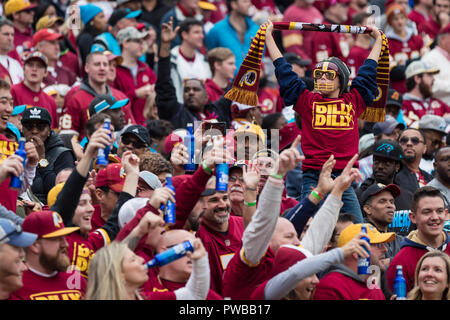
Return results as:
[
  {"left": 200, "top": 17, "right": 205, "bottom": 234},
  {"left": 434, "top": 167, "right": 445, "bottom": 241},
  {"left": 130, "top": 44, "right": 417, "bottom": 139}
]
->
[
  {"left": 155, "top": 56, "right": 232, "bottom": 130},
  {"left": 31, "top": 130, "right": 76, "bottom": 204},
  {"left": 394, "top": 165, "right": 433, "bottom": 205}
]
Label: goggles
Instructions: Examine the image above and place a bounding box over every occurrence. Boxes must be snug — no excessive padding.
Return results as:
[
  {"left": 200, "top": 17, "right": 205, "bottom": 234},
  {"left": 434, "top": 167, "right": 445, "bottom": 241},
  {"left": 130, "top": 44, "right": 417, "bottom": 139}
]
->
[{"left": 313, "top": 69, "right": 337, "bottom": 80}]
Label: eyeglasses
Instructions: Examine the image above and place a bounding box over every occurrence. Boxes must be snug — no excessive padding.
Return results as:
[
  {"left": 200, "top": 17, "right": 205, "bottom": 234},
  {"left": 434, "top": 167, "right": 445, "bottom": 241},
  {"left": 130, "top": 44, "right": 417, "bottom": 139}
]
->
[
  {"left": 229, "top": 175, "right": 244, "bottom": 183},
  {"left": 23, "top": 122, "right": 49, "bottom": 131},
  {"left": 313, "top": 69, "right": 337, "bottom": 80},
  {"left": 0, "top": 224, "right": 22, "bottom": 243},
  {"left": 121, "top": 136, "right": 147, "bottom": 149},
  {"left": 399, "top": 136, "right": 424, "bottom": 145},
  {"left": 128, "top": 38, "right": 143, "bottom": 44}
]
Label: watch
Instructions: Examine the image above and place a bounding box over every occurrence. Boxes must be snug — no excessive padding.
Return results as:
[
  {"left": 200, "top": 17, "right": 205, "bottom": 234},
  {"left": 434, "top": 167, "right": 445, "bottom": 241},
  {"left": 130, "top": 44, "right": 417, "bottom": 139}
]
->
[{"left": 38, "top": 159, "right": 49, "bottom": 168}]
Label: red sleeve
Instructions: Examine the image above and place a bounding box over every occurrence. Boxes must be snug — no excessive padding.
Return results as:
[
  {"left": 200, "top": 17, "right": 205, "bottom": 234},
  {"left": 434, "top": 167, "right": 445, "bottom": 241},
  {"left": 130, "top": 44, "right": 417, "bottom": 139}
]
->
[
  {"left": 60, "top": 93, "right": 81, "bottom": 135},
  {"left": 115, "top": 202, "right": 159, "bottom": 241}
]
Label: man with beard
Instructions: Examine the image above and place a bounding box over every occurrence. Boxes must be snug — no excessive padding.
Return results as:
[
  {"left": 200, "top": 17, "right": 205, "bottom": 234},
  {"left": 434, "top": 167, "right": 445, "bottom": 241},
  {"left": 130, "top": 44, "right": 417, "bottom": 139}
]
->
[
  {"left": 418, "top": 114, "right": 447, "bottom": 175},
  {"left": 395, "top": 128, "right": 433, "bottom": 205},
  {"left": 428, "top": 146, "right": 450, "bottom": 208},
  {"left": 9, "top": 210, "right": 86, "bottom": 300},
  {"left": 402, "top": 60, "right": 450, "bottom": 126}
]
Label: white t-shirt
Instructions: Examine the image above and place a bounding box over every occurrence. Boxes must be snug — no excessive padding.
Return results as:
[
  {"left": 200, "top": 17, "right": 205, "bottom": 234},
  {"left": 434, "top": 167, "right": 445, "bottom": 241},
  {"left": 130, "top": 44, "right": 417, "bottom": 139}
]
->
[{"left": 0, "top": 55, "right": 24, "bottom": 84}]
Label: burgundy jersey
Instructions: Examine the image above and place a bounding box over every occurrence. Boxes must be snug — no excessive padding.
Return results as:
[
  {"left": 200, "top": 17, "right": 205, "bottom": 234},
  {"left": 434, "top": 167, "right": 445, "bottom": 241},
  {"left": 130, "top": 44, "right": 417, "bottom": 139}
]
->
[
  {"left": 346, "top": 45, "right": 371, "bottom": 80},
  {"left": 0, "top": 134, "right": 18, "bottom": 211},
  {"left": 204, "top": 78, "right": 225, "bottom": 103},
  {"left": 195, "top": 215, "right": 244, "bottom": 295},
  {"left": 294, "top": 88, "right": 365, "bottom": 171},
  {"left": 222, "top": 247, "right": 275, "bottom": 300},
  {"left": 402, "top": 97, "right": 450, "bottom": 126},
  {"left": 10, "top": 268, "right": 87, "bottom": 300},
  {"left": 11, "top": 82, "right": 58, "bottom": 128},
  {"left": 90, "top": 204, "right": 106, "bottom": 231}
]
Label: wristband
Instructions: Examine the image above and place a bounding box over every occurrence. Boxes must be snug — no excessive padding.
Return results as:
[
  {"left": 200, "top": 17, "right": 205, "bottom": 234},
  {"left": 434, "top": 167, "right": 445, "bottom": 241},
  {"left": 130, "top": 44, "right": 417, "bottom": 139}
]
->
[
  {"left": 311, "top": 189, "right": 324, "bottom": 201},
  {"left": 202, "top": 160, "right": 212, "bottom": 175},
  {"left": 244, "top": 201, "right": 257, "bottom": 207},
  {"left": 270, "top": 173, "right": 284, "bottom": 180}
]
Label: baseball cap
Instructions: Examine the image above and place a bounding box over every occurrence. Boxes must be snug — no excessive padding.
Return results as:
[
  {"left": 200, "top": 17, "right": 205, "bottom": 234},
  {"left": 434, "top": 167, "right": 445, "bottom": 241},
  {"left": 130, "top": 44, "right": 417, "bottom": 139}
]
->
[
  {"left": 372, "top": 139, "right": 403, "bottom": 161},
  {"left": 121, "top": 125, "right": 151, "bottom": 146},
  {"left": 95, "top": 163, "right": 126, "bottom": 193},
  {"left": 22, "top": 211, "right": 80, "bottom": 239},
  {"left": 88, "top": 94, "right": 129, "bottom": 117},
  {"left": 6, "top": 122, "right": 21, "bottom": 141},
  {"left": 418, "top": 114, "right": 447, "bottom": 134},
  {"left": 405, "top": 60, "right": 439, "bottom": 79},
  {"left": 21, "top": 106, "right": 52, "bottom": 126},
  {"left": 23, "top": 51, "right": 48, "bottom": 68},
  {"left": 338, "top": 223, "right": 396, "bottom": 247},
  {"left": 271, "top": 244, "right": 313, "bottom": 277},
  {"left": 5, "top": 0, "right": 36, "bottom": 15},
  {"left": 103, "top": 50, "right": 123, "bottom": 65},
  {"left": 164, "top": 131, "right": 183, "bottom": 155},
  {"left": 360, "top": 183, "right": 401, "bottom": 207},
  {"left": 372, "top": 115, "right": 405, "bottom": 136},
  {"left": 0, "top": 218, "right": 37, "bottom": 247},
  {"left": 386, "top": 88, "right": 403, "bottom": 108},
  {"left": 35, "top": 15, "right": 64, "bottom": 32},
  {"left": 11, "top": 104, "right": 27, "bottom": 116},
  {"left": 279, "top": 122, "right": 301, "bottom": 150},
  {"left": 47, "top": 182, "right": 65, "bottom": 208},
  {"left": 31, "top": 28, "right": 63, "bottom": 47},
  {"left": 231, "top": 101, "right": 258, "bottom": 116},
  {"left": 234, "top": 123, "right": 266, "bottom": 145},
  {"left": 116, "top": 26, "right": 149, "bottom": 44},
  {"left": 198, "top": 1, "right": 218, "bottom": 10},
  {"left": 139, "top": 170, "right": 163, "bottom": 190},
  {"left": 108, "top": 8, "right": 142, "bottom": 27},
  {"left": 118, "top": 197, "right": 149, "bottom": 228},
  {"left": 283, "top": 52, "right": 311, "bottom": 67},
  {"left": 79, "top": 4, "right": 103, "bottom": 25}
]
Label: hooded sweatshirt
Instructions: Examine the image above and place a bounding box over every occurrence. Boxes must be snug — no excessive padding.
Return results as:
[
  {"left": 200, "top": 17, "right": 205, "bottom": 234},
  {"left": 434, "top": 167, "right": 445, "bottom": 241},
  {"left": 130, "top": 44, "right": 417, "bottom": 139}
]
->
[
  {"left": 314, "top": 263, "right": 385, "bottom": 300},
  {"left": 386, "top": 230, "right": 450, "bottom": 293}
]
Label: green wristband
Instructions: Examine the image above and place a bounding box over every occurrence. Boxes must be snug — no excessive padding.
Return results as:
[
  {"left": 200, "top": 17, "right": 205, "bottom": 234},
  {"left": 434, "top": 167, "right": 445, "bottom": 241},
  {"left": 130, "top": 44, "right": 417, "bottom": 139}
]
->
[
  {"left": 270, "top": 173, "right": 284, "bottom": 180},
  {"left": 311, "top": 190, "right": 322, "bottom": 201},
  {"left": 244, "top": 201, "right": 257, "bottom": 207},
  {"left": 202, "top": 160, "right": 212, "bottom": 175}
]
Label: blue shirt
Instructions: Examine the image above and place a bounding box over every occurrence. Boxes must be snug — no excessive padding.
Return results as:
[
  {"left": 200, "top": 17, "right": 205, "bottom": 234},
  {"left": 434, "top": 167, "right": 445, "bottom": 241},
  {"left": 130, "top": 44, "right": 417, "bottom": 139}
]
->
[{"left": 205, "top": 15, "right": 260, "bottom": 71}]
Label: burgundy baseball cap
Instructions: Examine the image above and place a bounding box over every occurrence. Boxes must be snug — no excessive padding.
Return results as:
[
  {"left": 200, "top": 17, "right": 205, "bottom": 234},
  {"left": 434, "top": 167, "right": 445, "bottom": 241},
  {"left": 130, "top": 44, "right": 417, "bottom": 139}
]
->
[
  {"left": 22, "top": 211, "right": 79, "bottom": 239},
  {"left": 31, "top": 28, "right": 64, "bottom": 47},
  {"left": 271, "top": 245, "right": 313, "bottom": 277},
  {"left": 95, "top": 163, "right": 126, "bottom": 193},
  {"left": 279, "top": 122, "right": 301, "bottom": 151},
  {"left": 164, "top": 132, "right": 183, "bottom": 155}
]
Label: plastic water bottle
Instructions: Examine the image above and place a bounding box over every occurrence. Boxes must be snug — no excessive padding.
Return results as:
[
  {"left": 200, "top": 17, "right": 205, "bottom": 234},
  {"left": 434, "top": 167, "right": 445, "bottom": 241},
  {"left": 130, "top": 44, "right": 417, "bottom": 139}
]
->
[
  {"left": 394, "top": 265, "right": 407, "bottom": 300},
  {"left": 184, "top": 123, "right": 195, "bottom": 172},
  {"left": 9, "top": 137, "right": 27, "bottom": 190},
  {"left": 163, "top": 174, "right": 176, "bottom": 225},
  {"left": 357, "top": 224, "right": 371, "bottom": 275},
  {"left": 96, "top": 118, "right": 111, "bottom": 166},
  {"left": 146, "top": 240, "right": 194, "bottom": 268}
]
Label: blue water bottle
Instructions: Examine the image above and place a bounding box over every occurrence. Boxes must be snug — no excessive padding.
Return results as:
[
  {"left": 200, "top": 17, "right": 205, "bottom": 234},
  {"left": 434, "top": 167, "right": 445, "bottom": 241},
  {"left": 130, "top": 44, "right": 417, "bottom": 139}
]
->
[
  {"left": 163, "top": 174, "right": 176, "bottom": 225},
  {"left": 357, "top": 224, "right": 371, "bottom": 275},
  {"left": 216, "top": 163, "right": 229, "bottom": 191},
  {"left": 96, "top": 118, "right": 111, "bottom": 166},
  {"left": 9, "top": 137, "right": 27, "bottom": 191},
  {"left": 184, "top": 123, "right": 196, "bottom": 172},
  {"left": 394, "top": 265, "right": 407, "bottom": 300},
  {"left": 146, "top": 240, "right": 194, "bottom": 268}
]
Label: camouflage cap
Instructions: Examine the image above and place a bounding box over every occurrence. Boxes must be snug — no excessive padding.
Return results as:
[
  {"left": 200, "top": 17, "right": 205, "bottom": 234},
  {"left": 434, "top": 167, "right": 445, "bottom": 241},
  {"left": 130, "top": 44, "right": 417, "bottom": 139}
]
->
[{"left": 116, "top": 26, "right": 148, "bottom": 44}]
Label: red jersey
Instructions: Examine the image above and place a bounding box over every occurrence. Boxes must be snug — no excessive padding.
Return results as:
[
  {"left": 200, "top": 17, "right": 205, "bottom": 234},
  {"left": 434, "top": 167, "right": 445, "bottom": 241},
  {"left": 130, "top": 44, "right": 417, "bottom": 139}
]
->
[
  {"left": 313, "top": 271, "right": 385, "bottom": 300},
  {"left": 11, "top": 82, "right": 58, "bottom": 128},
  {"left": 222, "top": 247, "right": 275, "bottom": 300},
  {"left": 112, "top": 61, "right": 157, "bottom": 125},
  {"left": 408, "top": 9, "right": 433, "bottom": 27},
  {"left": 44, "top": 63, "right": 77, "bottom": 87},
  {"left": 142, "top": 274, "right": 222, "bottom": 300},
  {"left": 60, "top": 50, "right": 81, "bottom": 78},
  {"left": 258, "top": 86, "right": 280, "bottom": 115},
  {"left": 195, "top": 215, "right": 244, "bottom": 295},
  {"left": 0, "top": 134, "right": 18, "bottom": 211},
  {"left": 60, "top": 84, "right": 131, "bottom": 138},
  {"left": 13, "top": 26, "right": 33, "bottom": 56},
  {"left": 419, "top": 18, "right": 441, "bottom": 40},
  {"left": 204, "top": 78, "right": 225, "bottom": 103},
  {"left": 309, "top": 20, "right": 347, "bottom": 67},
  {"left": 10, "top": 268, "right": 87, "bottom": 300},
  {"left": 294, "top": 88, "right": 365, "bottom": 171},
  {"left": 402, "top": 96, "right": 450, "bottom": 126},
  {"left": 66, "top": 229, "right": 110, "bottom": 279},
  {"left": 346, "top": 45, "right": 371, "bottom": 80},
  {"left": 388, "top": 34, "right": 424, "bottom": 93}
]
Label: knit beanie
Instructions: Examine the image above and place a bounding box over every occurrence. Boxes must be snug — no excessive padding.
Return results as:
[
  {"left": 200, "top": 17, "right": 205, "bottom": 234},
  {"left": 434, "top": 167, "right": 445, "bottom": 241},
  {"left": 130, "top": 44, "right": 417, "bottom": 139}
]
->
[{"left": 322, "top": 56, "right": 351, "bottom": 94}]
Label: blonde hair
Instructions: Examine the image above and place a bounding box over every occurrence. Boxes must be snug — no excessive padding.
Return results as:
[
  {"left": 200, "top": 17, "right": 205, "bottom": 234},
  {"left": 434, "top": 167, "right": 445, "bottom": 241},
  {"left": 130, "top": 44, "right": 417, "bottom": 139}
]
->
[
  {"left": 84, "top": 242, "right": 143, "bottom": 300},
  {"left": 407, "top": 251, "right": 450, "bottom": 300}
]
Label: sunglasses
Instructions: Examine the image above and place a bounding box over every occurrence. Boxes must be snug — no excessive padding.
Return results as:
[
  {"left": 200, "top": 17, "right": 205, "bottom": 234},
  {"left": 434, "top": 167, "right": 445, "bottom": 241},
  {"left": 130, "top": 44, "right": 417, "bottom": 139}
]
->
[
  {"left": 23, "top": 122, "right": 49, "bottom": 131},
  {"left": 313, "top": 69, "right": 337, "bottom": 80},
  {"left": 0, "top": 224, "right": 22, "bottom": 243},
  {"left": 399, "top": 136, "right": 424, "bottom": 145},
  {"left": 121, "top": 136, "right": 147, "bottom": 149}
]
